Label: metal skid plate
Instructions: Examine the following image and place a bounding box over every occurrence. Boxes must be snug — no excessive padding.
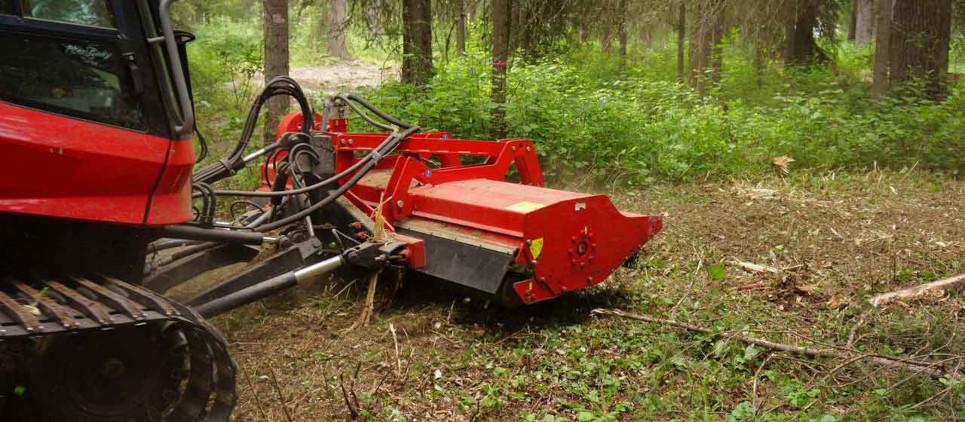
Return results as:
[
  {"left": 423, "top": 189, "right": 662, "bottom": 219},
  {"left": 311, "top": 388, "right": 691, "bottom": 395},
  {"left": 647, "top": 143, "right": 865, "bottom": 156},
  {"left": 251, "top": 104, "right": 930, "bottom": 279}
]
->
[{"left": 396, "top": 227, "right": 515, "bottom": 294}]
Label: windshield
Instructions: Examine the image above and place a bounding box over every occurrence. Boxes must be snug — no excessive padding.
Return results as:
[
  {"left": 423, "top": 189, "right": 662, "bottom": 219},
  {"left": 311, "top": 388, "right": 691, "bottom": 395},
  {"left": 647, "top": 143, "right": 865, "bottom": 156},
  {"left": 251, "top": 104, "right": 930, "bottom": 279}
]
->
[{"left": 22, "top": 0, "right": 115, "bottom": 28}]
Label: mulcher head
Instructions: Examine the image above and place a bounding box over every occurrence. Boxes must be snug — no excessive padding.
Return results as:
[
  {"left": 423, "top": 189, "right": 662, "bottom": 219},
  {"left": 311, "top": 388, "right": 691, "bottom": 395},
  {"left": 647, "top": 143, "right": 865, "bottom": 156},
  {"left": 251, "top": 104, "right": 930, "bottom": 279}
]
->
[{"left": 274, "top": 112, "right": 663, "bottom": 305}]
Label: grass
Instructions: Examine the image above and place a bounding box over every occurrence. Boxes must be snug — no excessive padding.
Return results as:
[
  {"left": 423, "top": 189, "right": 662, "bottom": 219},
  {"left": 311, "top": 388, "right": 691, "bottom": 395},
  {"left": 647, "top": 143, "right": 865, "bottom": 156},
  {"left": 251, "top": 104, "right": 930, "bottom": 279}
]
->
[
  {"left": 175, "top": 16, "right": 965, "bottom": 419},
  {"left": 214, "top": 170, "right": 964, "bottom": 421}
]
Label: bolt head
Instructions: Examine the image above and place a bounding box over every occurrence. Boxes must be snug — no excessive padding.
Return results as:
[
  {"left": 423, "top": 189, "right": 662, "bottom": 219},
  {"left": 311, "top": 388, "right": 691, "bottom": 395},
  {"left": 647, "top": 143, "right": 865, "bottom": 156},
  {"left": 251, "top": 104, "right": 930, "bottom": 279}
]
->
[{"left": 396, "top": 199, "right": 405, "bottom": 208}]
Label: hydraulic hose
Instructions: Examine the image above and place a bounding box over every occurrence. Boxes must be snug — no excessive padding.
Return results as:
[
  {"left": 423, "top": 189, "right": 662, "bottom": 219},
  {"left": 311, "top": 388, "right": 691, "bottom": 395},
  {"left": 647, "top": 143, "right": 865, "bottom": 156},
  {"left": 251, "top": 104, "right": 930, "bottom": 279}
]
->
[
  {"left": 159, "top": 225, "right": 265, "bottom": 245},
  {"left": 210, "top": 94, "right": 415, "bottom": 199},
  {"left": 193, "top": 77, "right": 313, "bottom": 185},
  {"left": 211, "top": 129, "right": 403, "bottom": 198},
  {"left": 253, "top": 125, "right": 419, "bottom": 232}
]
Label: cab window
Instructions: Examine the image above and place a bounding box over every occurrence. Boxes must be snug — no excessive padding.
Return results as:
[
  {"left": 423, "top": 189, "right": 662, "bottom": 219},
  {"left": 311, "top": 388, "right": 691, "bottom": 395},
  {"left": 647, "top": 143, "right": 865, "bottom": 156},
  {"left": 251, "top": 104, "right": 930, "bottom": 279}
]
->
[
  {"left": 0, "top": 33, "right": 146, "bottom": 130},
  {"left": 1, "top": 0, "right": 15, "bottom": 14},
  {"left": 22, "top": 0, "right": 115, "bottom": 28}
]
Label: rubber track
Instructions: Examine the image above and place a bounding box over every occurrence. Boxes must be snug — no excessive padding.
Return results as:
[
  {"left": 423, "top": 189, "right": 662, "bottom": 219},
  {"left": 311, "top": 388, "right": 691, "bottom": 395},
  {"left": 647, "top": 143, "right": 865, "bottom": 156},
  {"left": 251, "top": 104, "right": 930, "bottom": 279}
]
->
[{"left": 0, "top": 275, "right": 237, "bottom": 421}]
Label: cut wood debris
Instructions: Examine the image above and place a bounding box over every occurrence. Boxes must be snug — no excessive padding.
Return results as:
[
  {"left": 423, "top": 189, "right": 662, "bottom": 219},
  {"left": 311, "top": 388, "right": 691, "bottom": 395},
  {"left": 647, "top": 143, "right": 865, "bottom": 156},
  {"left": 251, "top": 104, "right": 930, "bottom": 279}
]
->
[
  {"left": 732, "top": 260, "right": 781, "bottom": 274},
  {"left": 591, "top": 308, "right": 962, "bottom": 380},
  {"left": 869, "top": 273, "right": 965, "bottom": 307}
]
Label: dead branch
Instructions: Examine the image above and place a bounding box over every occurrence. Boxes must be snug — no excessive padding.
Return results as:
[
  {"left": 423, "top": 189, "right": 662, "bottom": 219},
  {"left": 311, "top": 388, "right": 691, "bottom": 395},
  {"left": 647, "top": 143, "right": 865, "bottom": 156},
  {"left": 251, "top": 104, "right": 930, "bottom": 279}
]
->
[
  {"left": 731, "top": 259, "right": 780, "bottom": 274},
  {"left": 238, "top": 361, "right": 271, "bottom": 421},
  {"left": 869, "top": 273, "right": 965, "bottom": 307},
  {"left": 339, "top": 372, "right": 360, "bottom": 419},
  {"left": 266, "top": 363, "right": 294, "bottom": 422},
  {"left": 389, "top": 322, "right": 402, "bottom": 378},
  {"left": 591, "top": 308, "right": 961, "bottom": 380}
]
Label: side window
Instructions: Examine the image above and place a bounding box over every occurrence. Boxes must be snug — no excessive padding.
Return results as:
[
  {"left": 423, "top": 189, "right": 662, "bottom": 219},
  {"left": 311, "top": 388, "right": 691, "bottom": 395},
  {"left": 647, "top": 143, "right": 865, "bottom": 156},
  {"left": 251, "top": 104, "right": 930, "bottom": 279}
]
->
[
  {"left": 0, "top": 32, "right": 146, "bottom": 130},
  {"left": 22, "top": 0, "right": 115, "bottom": 28},
  {"left": 0, "top": 0, "right": 15, "bottom": 14}
]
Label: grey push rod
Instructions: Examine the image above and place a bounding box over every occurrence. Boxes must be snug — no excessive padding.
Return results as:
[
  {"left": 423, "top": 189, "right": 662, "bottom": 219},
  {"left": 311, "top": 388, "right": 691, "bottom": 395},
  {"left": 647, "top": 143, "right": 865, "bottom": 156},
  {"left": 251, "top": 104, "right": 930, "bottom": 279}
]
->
[{"left": 195, "top": 255, "right": 345, "bottom": 317}]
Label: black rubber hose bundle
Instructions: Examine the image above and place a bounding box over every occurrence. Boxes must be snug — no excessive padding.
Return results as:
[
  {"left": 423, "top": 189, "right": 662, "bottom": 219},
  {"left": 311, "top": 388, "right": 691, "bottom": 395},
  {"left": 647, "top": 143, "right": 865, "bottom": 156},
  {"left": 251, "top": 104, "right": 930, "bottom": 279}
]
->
[
  {"left": 192, "top": 76, "right": 313, "bottom": 185},
  {"left": 181, "top": 90, "right": 416, "bottom": 234},
  {"left": 210, "top": 94, "right": 416, "bottom": 199}
]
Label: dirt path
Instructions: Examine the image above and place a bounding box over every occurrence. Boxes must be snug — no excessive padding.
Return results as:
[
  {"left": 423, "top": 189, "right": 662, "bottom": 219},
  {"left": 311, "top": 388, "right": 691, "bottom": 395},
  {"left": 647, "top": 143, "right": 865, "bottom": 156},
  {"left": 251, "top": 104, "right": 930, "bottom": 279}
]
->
[
  {"left": 215, "top": 172, "right": 964, "bottom": 421},
  {"left": 288, "top": 60, "right": 396, "bottom": 96}
]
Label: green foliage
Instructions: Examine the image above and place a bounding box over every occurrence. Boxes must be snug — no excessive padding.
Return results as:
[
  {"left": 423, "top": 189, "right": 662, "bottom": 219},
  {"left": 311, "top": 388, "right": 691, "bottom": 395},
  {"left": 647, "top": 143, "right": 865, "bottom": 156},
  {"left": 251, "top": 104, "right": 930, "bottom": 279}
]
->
[
  {"left": 187, "top": 16, "right": 263, "bottom": 146},
  {"left": 707, "top": 263, "right": 727, "bottom": 281},
  {"left": 182, "top": 11, "right": 963, "bottom": 184},
  {"left": 359, "top": 46, "right": 963, "bottom": 183}
]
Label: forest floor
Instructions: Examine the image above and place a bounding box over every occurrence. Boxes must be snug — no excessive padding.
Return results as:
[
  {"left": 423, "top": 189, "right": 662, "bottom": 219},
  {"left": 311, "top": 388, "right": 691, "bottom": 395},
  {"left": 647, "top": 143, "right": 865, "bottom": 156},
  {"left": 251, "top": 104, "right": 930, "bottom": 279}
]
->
[
  {"left": 290, "top": 60, "right": 395, "bottom": 96},
  {"left": 211, "top": 170, "right": 964, "bottom": 421}
]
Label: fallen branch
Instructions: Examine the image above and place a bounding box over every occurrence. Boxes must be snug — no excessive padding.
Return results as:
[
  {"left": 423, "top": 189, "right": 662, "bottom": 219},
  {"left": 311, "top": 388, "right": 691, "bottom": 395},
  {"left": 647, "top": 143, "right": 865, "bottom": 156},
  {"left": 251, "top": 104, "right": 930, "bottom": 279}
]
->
[
  {"left": 869, "top": 273, "right": 965, "bottom": 307},
  {"left": 389, "top": 322, "right": 402, "bottom": 378},
  {"left": 338, "top": 372, "right": 360, "bottom": 419},
  {"left": 591, "top": 308, "right": 960, "bottom": 380},
  {"left": 348, "top": 195, "right": 389, "bottom": 330},
  {"left": 266, "top": 363, "right": 294, "bottom": 422},
  {"left": 732, "top": 259, "right": 780, "bottom": 274}
]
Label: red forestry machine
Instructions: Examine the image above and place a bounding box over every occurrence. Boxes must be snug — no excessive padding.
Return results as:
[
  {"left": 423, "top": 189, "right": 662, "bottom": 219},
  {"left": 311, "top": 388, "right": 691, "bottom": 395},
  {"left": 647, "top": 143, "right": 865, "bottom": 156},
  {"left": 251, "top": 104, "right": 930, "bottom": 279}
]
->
[{"left": 0, "top": 0, "right": 661, "bottom": 420}]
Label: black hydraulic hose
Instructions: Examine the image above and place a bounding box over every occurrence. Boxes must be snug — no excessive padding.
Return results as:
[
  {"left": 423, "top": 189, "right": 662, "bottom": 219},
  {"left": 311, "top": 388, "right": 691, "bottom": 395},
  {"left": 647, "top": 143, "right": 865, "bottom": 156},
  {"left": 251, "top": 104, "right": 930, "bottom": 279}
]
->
[
  {"left": 339, "top": 98, "right": 396, "bottom": 132},
  {"left": 193, "top": 77, "right": 313, "bottom": 185},
  {"left": 159, "top": 224, "right": 265, "bottom": 245},
  {"left": 210, "top": 130, "right": 402, "bottom": 198},
  {"left": 254, "top": 126, "right": 419, "bottom": 232},
  {"left": 269, "top": 168, "right": 290, "bottom": 206},
  {"left": 208, "top": 94, "right": 414, "bottom": 199},
  {"left": 339, "top": 94, "right": 415, "bottom": 129}
]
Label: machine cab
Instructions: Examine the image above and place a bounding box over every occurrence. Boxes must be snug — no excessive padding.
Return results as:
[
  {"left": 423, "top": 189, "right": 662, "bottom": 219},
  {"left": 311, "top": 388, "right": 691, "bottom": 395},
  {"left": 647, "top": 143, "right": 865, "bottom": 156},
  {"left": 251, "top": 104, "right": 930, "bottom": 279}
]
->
[{"left": 0, "top": 0, "right": 197, "bottom": 225}]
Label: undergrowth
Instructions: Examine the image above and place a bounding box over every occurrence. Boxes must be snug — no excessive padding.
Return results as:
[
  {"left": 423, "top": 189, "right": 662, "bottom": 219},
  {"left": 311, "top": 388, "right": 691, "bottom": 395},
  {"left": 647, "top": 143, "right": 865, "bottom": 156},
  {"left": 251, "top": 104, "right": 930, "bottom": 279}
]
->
[
  {"left": 184, "top": 19, "right": 964, "bottom": 184},
  {"left": 359, "top": 46, "right": 963, "bottom": 183}
]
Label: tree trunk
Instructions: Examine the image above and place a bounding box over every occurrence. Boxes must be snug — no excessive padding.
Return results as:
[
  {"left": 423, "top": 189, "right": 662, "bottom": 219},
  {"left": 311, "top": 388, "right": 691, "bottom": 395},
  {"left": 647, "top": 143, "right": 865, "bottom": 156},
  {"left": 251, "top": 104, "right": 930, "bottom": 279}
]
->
[
  {"left": 601, "top": 25, "right": 614, "bottom": 53},
  {"left": 676, "top": 0, "right": 685, "bottom": 82},
  {"left": 753, "top": 45, "right": 765, "bottom": 87},
  {"left": 688, "top": 0, "right": 724, "bottom": 95},
  {"left": 617, "top": 0, "right": 628, "bottom": 63},
  {"left": 872, "top": 0, "right": 892, "bottom": 96},
  {"left": 367, "top": 0, "right": 383, "bottom": 37},
  {"left": 889, "top": 0, "right": 952, "bottom": 98},
  {"left": 263, "top": 0, "right": 289, "bottom": 145},
  {"left": 327, "top": 0, "right": 352, "bottom": 60},
  {"left": 783, "top": 1, "right": 821, "bottom": 65},
  {"left": 491, "top": 0, "right": 510, "bottom": 138},
  {"left": 848, "top": 0, "right": 858, "bottom": 41},
  {"left": 455, "top": 0, "right": 466, "bottom": 55},
  {"left": 854, "top": 0, "right": 874, "bottom": 45},
  {"left": 401, "top": 0, "right": 433, "bottom": 88}
]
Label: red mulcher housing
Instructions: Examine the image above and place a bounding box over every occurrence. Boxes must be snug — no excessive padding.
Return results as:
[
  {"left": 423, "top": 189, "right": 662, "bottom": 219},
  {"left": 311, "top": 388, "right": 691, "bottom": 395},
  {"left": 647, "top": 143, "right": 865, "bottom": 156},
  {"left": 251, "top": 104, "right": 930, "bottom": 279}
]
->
[
  {"left": 0, "top": 0, "right": 660, "bottom": 420},
  {"left": 270, "top": 113, "right": 663, "bottom": 306}
]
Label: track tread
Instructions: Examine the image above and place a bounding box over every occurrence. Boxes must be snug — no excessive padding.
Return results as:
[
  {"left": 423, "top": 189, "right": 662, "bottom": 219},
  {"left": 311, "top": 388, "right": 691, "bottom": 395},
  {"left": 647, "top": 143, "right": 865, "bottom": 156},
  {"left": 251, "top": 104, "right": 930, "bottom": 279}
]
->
[
  {"left": 0, "top": 276, "right": 237, "bottom": 421},
  {"left": 72, "top": 276, "right": 147, "bottom": 320},
  {"left": 6, "top": 280, "right": 79, "bottom": 329},
  {"left": 0, "top": 290, "right": 41, "bottom": 333}
]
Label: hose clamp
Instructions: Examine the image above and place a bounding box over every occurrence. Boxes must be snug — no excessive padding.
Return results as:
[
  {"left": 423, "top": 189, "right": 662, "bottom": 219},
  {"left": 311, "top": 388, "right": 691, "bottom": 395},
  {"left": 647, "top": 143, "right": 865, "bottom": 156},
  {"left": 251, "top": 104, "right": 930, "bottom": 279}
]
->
[{"left": 219, "top": 158, "right": 236, "bottom": 175}]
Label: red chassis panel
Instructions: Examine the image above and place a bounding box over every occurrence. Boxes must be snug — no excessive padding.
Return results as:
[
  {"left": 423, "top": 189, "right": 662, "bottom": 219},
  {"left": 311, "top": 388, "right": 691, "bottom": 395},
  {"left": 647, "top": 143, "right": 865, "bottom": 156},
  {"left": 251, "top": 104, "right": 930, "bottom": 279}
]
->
[
  {"left": 0, "top": 101, "right": 193, "bottom": 226},
  {"left": 277, "top": 114, "right": 662, "bottom": 304}
]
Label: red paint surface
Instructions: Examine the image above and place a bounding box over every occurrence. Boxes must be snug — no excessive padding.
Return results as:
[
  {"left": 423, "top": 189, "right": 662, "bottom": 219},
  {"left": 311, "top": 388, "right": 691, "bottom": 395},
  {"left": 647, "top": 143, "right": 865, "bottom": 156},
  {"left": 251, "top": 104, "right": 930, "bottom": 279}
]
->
[
  {"left": 0, "top": 101, "right": 192, "bottom": 226},
  {"left": 272, "top": 112, "right": 663, "bottom": 303}
]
